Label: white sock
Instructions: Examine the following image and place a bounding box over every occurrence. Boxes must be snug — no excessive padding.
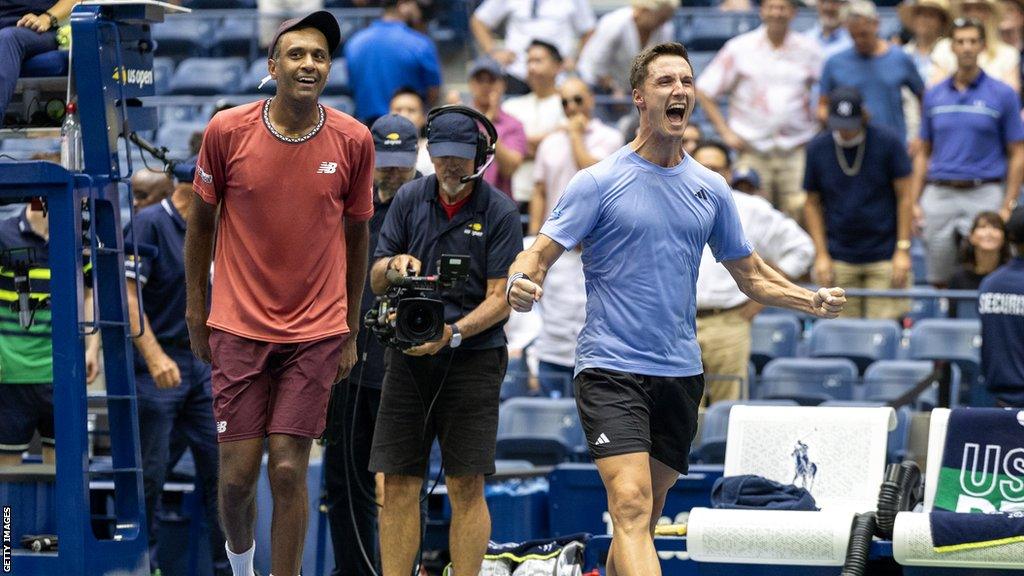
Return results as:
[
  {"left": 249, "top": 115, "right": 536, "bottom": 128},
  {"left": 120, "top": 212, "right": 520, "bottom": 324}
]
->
[{"left": 225, "top": 540, "right": 255, "bottom": 576}]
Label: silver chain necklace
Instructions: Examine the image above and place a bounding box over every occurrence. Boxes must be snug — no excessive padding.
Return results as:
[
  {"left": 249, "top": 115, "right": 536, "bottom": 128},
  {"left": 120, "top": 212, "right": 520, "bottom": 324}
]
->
[
  {"left": 834, "top": 139, "right": 865, "bottom": 177},
  {"left": 262, "top": 98, "right": 324, "bottom": 144}
]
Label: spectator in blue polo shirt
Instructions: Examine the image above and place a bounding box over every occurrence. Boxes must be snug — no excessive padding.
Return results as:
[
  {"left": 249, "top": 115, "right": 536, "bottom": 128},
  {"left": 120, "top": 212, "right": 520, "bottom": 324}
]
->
[
  {"left": 804, "top": 87, "right": 915, "bottom": 320},
  {"left": 344, "top": 0, "right": 442, "bottom": 124},
  {"left": 912, "top": 17, "right": 1024, "bottom": 286},
  {"left": 323, "top": 114, "right": 423, "bottom": 576},
  {"left": 124, "top": 163, "right": 229, "bottom": 576},
  {"left": 978, "top": 206, "right": 1024, "bottom": 407},
  {"left": 819, "top": 0, "right": 925, "bottom": 142}
]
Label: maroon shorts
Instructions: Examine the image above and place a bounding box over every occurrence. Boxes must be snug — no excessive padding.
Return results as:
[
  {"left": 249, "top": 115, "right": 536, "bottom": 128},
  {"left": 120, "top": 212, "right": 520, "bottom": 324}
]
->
[{"left": 209, "top": 329, "right": 346, "bottom": 443}]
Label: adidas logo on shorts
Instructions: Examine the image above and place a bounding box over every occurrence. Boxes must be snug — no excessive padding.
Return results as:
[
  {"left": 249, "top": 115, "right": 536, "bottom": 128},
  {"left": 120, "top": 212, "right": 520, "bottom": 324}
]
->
[{"left": 594, "top": 433, "right": 610, "bottom": 446}]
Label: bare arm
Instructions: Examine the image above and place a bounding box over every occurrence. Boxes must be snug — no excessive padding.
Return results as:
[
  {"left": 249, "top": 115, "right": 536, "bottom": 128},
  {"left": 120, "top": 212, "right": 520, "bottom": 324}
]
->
[
  {"left": 495, "top": 140, "right": 524, "bottom": 179},
  {"left": 894, "top": 175, "right": 913, "bottom": 247},
  {"left": 697, "top": 90, "right": 744, "bottom": 151},
  {"left": 528, "top": 181, "right": 547, "bottom": 236},
  {"left": 126, "top": 279, "right": 181, "bottom": 387},
  {"left": 344, "top": 220, "right": 369, "bottom": 335},
  {"left": 184, "top": 193, "right": 217, "bottom": 362},
  {"left": 1003, "top": 142, "right": 1024, "bottom": 217},
  {"left": 506, "top": 234, "right": 567, "bottom": 312},
  {"left": 470, "top": 15, "right": 497, "bottom": 55},
  {"left": 910, "top": 140, "right": 931, "bottom": 207},
  {"left": 817, "top": 94, "right": 830, "bottom": 125},
  {"left": 17, "top": 0, "right": 78, "bottom": 31},
  {"left": 567, "top": 127, "right": 600, "bottom": 169},
  {"left": 723, "top": 251, "right": 845, "bottom": 318},
  {"left": 83, "top": 288, "right": 100, "bottom": 383}
]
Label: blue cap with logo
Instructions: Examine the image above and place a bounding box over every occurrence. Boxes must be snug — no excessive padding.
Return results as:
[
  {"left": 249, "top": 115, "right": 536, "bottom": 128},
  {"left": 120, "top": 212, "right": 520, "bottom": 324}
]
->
[
  {"left": 828, "top": 86, "right": 865, "bottom": 131},
  {"left": 426, "top": 113, "right": 479, "bottom": 161},
  {"left": 731, "top": 167, "right": 761, "bottom": 190},
  {"left": 371, "top": 114, "right": 419, "bottom": 169}
]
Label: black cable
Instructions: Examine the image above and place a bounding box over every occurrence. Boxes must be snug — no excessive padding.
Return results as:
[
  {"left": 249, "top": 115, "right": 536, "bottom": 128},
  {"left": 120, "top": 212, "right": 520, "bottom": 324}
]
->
[{"left": 840, "top": 512, "right": 876, "bottom": 576}]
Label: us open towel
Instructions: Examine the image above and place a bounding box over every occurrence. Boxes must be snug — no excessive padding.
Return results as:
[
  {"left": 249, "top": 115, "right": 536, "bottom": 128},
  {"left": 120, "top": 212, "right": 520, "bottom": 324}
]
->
[{"left": 929, "top": 408, "right": 1024, "bottom": 552}]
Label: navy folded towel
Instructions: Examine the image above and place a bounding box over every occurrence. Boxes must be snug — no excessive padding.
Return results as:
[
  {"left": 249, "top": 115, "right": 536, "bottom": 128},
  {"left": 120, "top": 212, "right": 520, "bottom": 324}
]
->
[
  {"left": 931, "top": 510, "right": 1024, "bottom": 553},
  {"left": 710, "top": 474, "right": 818, "bottom": 511}
]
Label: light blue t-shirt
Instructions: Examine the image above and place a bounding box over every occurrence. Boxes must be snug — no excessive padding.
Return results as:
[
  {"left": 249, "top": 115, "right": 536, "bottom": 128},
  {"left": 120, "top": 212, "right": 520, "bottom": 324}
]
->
[{"left": 540, "top": 146, "right": 753, "bottom": 378}]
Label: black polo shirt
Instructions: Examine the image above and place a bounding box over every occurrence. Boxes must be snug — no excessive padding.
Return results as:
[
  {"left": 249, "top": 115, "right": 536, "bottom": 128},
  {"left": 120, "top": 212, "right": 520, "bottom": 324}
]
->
[{"left": 374, "top": 175, "right": 522, "bottom": 350}]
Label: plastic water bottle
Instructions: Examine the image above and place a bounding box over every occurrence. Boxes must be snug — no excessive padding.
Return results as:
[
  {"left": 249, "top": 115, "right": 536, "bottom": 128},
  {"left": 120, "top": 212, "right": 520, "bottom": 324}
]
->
[{"left": 60, "top": 102, "right": 83, "bottom": 171}]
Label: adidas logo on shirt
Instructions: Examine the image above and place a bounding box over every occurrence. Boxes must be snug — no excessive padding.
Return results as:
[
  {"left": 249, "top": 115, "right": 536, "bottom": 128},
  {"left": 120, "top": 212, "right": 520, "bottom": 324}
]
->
[
  {"left": 694, "top": 188, "right": 708, "bottom": 201},
  {"left": 316, "top": 161, "right": 338, "bottom": 174},
  {"left": 595, "top": 433, "right": 611, "bottom": 446}
]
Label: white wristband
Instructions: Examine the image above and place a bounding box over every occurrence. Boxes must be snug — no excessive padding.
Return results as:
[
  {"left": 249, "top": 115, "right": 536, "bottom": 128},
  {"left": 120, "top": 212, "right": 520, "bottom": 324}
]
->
[{"left": 506, "top": 272, "right": 530, "bottom": 304}]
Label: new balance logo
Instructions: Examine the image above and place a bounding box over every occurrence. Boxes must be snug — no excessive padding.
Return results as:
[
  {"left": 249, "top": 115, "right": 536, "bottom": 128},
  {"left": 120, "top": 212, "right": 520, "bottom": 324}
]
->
[
  {"left": 694, "top": 188, "right": 708, "bottom": 201},
  {"left": 217, "top": 421, "right": 227, "bottom": 434},
  {"left": 595, "top": 433, "right": 611, "bottom": 446},
  {"left": 316, "top": 162, "right": 338, "bottom": 174}
]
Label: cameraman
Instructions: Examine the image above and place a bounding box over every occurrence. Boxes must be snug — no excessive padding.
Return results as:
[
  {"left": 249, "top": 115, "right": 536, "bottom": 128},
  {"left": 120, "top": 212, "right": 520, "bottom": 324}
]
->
[
  {"left": 368, "top": 108, "right": 523, "bottom": 576},
  {"left": 324, "top": 114, "right": 422, "bottom": 576}
]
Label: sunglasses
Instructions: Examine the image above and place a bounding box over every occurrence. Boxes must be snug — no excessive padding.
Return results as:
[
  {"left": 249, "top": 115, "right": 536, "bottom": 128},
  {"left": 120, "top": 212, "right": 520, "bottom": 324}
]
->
[
  {"left": 561, "top": 95, "right": 585, "bottom": 108},
  {"left": 952, "top": 17, "right": 984, "bottom": 28}
]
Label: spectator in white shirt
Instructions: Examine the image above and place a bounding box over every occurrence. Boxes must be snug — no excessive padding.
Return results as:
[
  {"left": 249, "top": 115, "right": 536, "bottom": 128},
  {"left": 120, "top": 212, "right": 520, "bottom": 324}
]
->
[
  {"left": 577, "top": 0, "right": 677, "bottom": 96},
  {"left": 470, "top": 0, "right": 596, "bottom": 95},
  {"left": 531, "top": 245, "right": 586, "bottom": 398},
  {"left": 503, "top": 40, "right": 567, "bottom": 207},
  {"left": 692, "top": 142, "right": 815, "bottom": 404},
  {"left": 696, "top": 0, "right": 822, "bottom": 221},
  {"left": 529, "top": 78, "right": 624, "bottom": 234}
]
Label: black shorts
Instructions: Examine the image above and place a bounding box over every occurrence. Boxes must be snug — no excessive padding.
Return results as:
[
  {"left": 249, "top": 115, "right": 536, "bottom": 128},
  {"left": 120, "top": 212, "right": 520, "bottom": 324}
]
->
[
  {"left": 0, "top": 384, "right": 55, "bottom": 453},
  {"left": 574, "top": 368, "right": 704, "bottom": 474},
  {"left": 369, "top": 347, "right": 507, "bottom": 477}
]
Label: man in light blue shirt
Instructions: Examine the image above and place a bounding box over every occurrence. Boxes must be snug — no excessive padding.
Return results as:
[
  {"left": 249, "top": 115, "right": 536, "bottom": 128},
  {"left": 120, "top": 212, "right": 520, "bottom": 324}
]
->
[
  {"left": 507, "top": 42, "right": 847, "bottom": 576},
  {"left": 807, "top": 0, "right": 853, "bottom": 61},
  {"left": 818, "top": 0, "right": 924, "bottom": 141}
]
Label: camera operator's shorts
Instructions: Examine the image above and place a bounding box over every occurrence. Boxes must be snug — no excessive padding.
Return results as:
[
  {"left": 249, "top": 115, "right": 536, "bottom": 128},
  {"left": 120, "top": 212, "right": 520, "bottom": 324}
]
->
[
  {"left": 370, "top": 347, "right": 507, "bottom": 477},
  {"left": 209, "top": 329, "right": 346, "bottom": 442},
  {"left": 0, "top": 384, "right": 55, "bottom": 453},
  {"left": 574, "top": 368, "right": 704, "bottom": 474}
]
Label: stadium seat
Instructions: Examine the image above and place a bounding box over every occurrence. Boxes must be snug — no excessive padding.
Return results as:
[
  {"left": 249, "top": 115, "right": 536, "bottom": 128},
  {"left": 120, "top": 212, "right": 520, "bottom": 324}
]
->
[
  {"left": 684, "top": 16, "right": 744, "bottom": 51},
  {"left": 322, "top": 96, "right": 355, "bottom": 116},
  {"left": 245, "top": 59, "right": 273, "bottom": 94},
  {"left": 499, "top": 356, "right": 531, "bottom": 401},
  {"left": 152, "top": 18, "right": 213, "bottom": 60},
  {"left": 906, "top": 297, "right": 941, "bottom": 322},
  {"left": 808, "top": 318, "right": 901, "bottom": 372},
  {"left": 155, "top": 121, "right": 207, "bottom": 160},
  {"left": 687, "top": 51, "right": 716, "bottom": 76},
  {"left": 760, "top": 357, "right": 859, "bottom": 405},
  {"left": 323, "top": 59, "right": 349, "bottom": 96},
  {"left": 863, "top": 359, "right": 945, "bottom": 410},
  {"left": 210, "top": 18, "right": 259, "bottom": 59},
  {"left": 168, "top": 58, "right": 247, "bottom": 96},
  {"left": 495, "top": 398, "right": 587, "bottom": 466},
  {"left": 152, "top": 57, "right": 174, "bottom": 96},
  {"left": 910, "top": 239, "right": 928, "bottom": 285},
  {"left": 750, "top": 313, "right": 802, "bottom": 373},
  {"left": 951, "top": 297, "right": 979, "bottom": 319},
  {"left": 908, "top": 318, "right": 981, "bottom": 389},
  {"left": 692, "top": 399, "right": 798, "bottom": 464},
  {"left": 819, "top": 401, "right": 912, "bottom": 463}
]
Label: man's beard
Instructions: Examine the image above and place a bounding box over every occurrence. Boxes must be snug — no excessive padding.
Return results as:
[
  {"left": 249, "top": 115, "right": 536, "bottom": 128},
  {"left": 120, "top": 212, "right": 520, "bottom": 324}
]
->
[{"left": 440, "top": 178, "right": 468, "bottom": 199}]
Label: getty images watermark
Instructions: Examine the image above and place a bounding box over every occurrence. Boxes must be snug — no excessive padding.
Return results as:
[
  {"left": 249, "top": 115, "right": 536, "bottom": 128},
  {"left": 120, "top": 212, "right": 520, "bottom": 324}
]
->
[{"left": 2, "top": 506, "right": 11, "bottom": 572}]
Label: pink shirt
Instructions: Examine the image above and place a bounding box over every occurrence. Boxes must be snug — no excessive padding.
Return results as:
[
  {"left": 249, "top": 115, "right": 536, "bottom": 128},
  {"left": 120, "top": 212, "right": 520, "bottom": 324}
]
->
[
  {"left": 533, "top": 118, "right": 623, "bottom": 217},
  {"left": 193, "top": 100, "right": 375, "bottom": 343},
  {"left": 482, "top": 110, "right": 527, "bottom": 198},
  {"left": 697, "top": 27, "right": 822, "bottom": 152}
]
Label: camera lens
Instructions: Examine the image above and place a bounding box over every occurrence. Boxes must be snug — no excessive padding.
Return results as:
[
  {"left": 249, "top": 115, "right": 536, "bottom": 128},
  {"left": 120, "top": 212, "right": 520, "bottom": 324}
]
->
[
  {"left": 396, "top": 298, "right": 445, "bottom": 343},
  {"left": 406, "top": 306, "right": 433, "bottom": 335}
]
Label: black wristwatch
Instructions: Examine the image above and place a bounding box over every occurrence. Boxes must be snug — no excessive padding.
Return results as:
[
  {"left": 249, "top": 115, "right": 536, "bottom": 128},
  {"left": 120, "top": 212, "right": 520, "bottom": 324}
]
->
[
  {"left": 44, "top": 11, "right": 58, "bottom": 30},
  {"left": 448, "top": 324, "right": 462, "bottom": 348}
]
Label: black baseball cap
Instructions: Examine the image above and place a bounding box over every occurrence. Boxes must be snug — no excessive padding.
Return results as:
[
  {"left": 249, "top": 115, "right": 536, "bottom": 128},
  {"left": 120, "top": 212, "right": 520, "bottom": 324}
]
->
[
  {"left": 1007, "top": 206, "right": 1024, "bottom": 244},
  {"left": 828, "top": 87, "right": 865, "bottom": 131},
  {"left": 427, "top": 113, "right": 478, "bottom": 160},
  {"left": 732, "top": 167, "right": 761, "bottom": 190},
  {"left": 371, "top": 114, "right": 419, "bottom": 169},
  {"left": 268, "top": 10, "right": 341, "bottom": 59}
]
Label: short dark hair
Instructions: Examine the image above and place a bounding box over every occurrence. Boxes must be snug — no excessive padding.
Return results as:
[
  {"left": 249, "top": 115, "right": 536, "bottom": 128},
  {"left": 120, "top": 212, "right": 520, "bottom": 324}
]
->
[
  {"left": 952, "top": 17, "right": 987, "bottom": 43},
  {"left": 692, "top": 140, "right": 732, "bottom": 168},
  {"left": 629, "top": 42, "right": 690, "bottom": 91},
  {"left": 527, "top": 39, "right": 563, "bottom": 63},
  {"left": 390, "top": 86, "right": 425, "bottom": 106},
  {"left": 958, "top": 211, "right": 1010, "bottom": 270}
]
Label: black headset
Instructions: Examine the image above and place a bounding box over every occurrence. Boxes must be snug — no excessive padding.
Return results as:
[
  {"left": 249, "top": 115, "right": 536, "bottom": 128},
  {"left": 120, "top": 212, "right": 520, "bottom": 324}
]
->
[{"left": 425, "top": 105, "right": 498, "bottom": 183}]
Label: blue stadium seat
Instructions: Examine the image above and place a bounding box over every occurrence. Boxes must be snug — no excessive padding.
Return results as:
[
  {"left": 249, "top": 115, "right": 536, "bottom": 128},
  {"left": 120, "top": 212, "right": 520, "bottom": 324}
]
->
[
  {"left": 808, "top": 318, "right": 901, "bottom": 372},
  {"left": 495, "top": 398, "right": 587, "bottom": 466},
  {"left": 911, "top": 238, "right": 929, "bottom": 285},
  {"left": 818, "top": 401, "right": 912, "bottom": 463},
  {"left": 155, "top": 121, "right": 207, "bottom": 160},
  {"left": 790, "top": 12, "right": 819, "bottom": 33},
  {"left": 760, "top": 357, "right": 859, "bottom": 405},
  {"left": 152, "top": 18, "right": 213, "bottom": 60},
  {"left": 210, "top": 18, "right": 259, "bottom": 59},
  {"left": 863, "top": 360, "right": 942, "bottom": 410},
  {"left": 687, "top": 51, "right": 716, "bottom": 76},
  {"left": 245, "top": 59, "right": 273, "bottom": 94},
  {"left": 693, "top": 399, "right": 799, "bottom": 464},
  {"left": 152, "top": 57, "right": 174, "bottom": 96},
  {"left": 323, "top": 59, "right": 349, "bottom": 96},
  {"left": 168, "top": 58, "right": 247, "bottom": 96},
  {"left": 499, "top": 356, "right": 531, "bottom": 401},
  {"left": 908, "top": 318, "right": 981, "bottom": 385},
  {"left": 952, "top": 298, "right": 979, "bottom": 319},
  {"left": 684, "top": 16, "right": 744, "bottom": 51},
  {"left": 906, "top": 297, "right": 941, "bottom": 322},
  {"left": 322, "top": 96, "right": 355, "bottom": 116},
  {"left": 183, "top": 0, "right": 256, "bottom": 9},
  {"left": 750, "top": 314, "right": 802, "bottom": 373}
]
